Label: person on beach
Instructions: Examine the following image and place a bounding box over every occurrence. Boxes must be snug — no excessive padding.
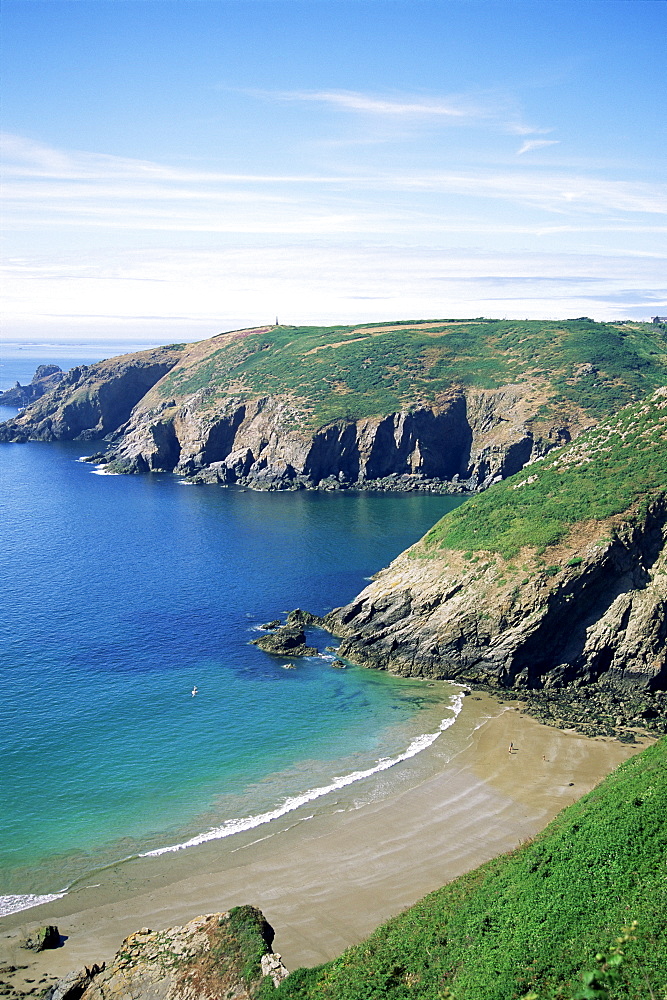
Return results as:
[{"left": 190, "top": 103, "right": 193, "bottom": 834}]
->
[
  {"left": 192, "top": 686, "right": 198, "bottom": 697},
  {"left": 509, "top": 742, "right": 514, "bottom": 753}
]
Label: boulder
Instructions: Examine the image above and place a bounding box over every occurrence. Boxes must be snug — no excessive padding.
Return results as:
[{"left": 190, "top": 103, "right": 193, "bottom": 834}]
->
[
  {"left": 22, "top": 925, "right": 60, "bottom": 951},
  {"left": 252, "top": 625, "right": 317, "bottom": 657}
]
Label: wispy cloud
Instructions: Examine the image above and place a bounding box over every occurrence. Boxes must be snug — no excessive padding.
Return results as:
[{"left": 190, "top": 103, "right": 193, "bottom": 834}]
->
[
  {"left": 244, "top": 86, "right": 560, "bottom": 142},
  {"left": 263, "top": 88, "right": 477, "bottom": 119},
  {"left": 517, "top": 139, "right": 561, "bottom": 155},
  {"left": 4, "top": 133, "right": 665, "bottom": 225},
  {"left": 4, "top": 245, "right": 665, "bottom": 338},
  {"left": 3, "top": 131, "right": 665, "bottom": 338}
]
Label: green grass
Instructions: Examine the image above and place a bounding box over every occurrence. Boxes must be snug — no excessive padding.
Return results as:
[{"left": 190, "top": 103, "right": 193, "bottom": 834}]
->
[
  {"left": 421, "top": 390, "right": 667, "bottom": 558},
  {"left": 156, "top": 320, "right": 667, "bottom": 430},
  {"left": 262, "top": 739, "right": 667, "bottom": 1000},
  {"left": 211, "top": 906, "right": 273, "bottom": 987}
]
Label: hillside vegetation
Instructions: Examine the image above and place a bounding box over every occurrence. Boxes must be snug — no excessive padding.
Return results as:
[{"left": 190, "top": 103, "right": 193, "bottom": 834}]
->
[
  {"left": 263, "top": 739, "right": 667, "bottom": 1000},
  {"left": 154, "top": 319, "right": 667, "bottom": 429},
  {"left": 420, "top": 387, "right": 667, "bottom": 559}
]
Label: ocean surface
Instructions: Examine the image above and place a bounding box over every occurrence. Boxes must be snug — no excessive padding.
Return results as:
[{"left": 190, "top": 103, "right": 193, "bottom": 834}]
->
[{"left": 0, "top": 342, "right": 468, "bottom": 917}]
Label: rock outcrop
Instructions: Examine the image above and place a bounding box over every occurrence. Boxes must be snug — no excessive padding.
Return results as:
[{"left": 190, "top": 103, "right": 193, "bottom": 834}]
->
[
  {"left": 0, "top": 365, "right": 64, "bottom": 407},
  {"left": 0, "top": 346, "right": 183, "bottom": 443},
  {"left": 328, "top": 495, "right": 667, "bottom": 688},
  {"left": 101, "top": 384, "right": 573, "bottom": 491},
  {"left": 252, "top": 624, "right": 318, "bottom": 657},
  {"left": 324, "top": 493, "right": 667, "bottom": 733},
  {"left": 21, "top": 924, "right": 60, "bottom": 952},
  {"left": 46, "top": 907, "right": 288, "bottom": 1000}
]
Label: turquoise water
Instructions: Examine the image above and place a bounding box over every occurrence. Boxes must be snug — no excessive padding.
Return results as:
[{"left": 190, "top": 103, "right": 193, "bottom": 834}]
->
[{"left": 0, "top": 347, "right": 467, "bottom": 913}]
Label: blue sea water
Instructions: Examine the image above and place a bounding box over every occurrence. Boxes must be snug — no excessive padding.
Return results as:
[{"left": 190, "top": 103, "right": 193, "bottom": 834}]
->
[{"left": 0, "top": 345, "right": 467, "bottom": 915}]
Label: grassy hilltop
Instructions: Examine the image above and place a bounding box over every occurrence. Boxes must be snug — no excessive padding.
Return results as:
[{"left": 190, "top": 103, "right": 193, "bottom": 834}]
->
[
  {"left": 154, "top": 318, "right": 667, "bottom": 429},
  {"left": 262, "top": 739, "right": 667, "bottom": 1000}
]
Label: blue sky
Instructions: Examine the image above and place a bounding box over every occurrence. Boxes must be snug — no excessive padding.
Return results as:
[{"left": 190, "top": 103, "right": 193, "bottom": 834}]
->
[{"left": 2, "top": 0, "right": 666, "bottom": 344}]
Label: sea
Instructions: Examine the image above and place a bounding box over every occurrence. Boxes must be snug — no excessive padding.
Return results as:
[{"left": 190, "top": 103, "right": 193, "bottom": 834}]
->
[{"left": 0, "top": 340, "right": 469, "bottom": 919}]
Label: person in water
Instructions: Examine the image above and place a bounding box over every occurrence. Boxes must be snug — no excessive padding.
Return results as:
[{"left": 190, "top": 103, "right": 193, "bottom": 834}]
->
[{"left": 192, "top": 686, "right": 198, "bottom": 697}]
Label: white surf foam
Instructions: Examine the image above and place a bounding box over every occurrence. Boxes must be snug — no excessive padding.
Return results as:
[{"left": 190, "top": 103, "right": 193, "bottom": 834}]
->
[
  {"left": 0, "top": 892, "right": 66, "bottom": 918},
  {"left": 142, "top": 686, "right": 466, "bottom": 857}
]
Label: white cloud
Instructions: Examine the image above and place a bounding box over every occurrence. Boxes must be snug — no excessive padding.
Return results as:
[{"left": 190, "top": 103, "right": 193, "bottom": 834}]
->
[
  {"left": 3, "top": 245, "right": 665, "bottom": 341},
  {"left": 264, "top": 88, "right": 477, "bottom": 119},
  {"left": 3, "top": 133, "right": 665, "bottom": 239},
  {"left": 517, "top": 139, "right": 561, "bottom": 155},
  {"left": 2, "top": 131, "right": 665, "bottom": 339}
]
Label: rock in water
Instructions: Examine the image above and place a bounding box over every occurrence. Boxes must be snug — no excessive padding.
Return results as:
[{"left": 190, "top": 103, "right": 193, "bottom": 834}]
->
[{"left": 252, "top": 625, "right": 317, "bottom": 656}]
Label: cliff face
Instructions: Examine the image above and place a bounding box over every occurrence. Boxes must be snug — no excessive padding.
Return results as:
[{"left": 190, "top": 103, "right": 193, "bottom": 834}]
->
[
  {"left": 324, "top": 388, "right": 667, "bottom": 721},
  {"left": 328, "top": 495, "right": 666, "bottom": 697},
  {"left": 7, "top": 317, "right": 666, "bottom": 489},
  {"left": 103, "top": 383, "right": 572, "bottom": 490},
  {"left": 0, "top": 346, "right": 183, "bottom": 443}
]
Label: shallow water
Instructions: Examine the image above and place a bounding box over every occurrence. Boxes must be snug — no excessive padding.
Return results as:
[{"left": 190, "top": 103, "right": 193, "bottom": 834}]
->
[{"left": 0, "top": 347, "right": 467, "bottom": 912}]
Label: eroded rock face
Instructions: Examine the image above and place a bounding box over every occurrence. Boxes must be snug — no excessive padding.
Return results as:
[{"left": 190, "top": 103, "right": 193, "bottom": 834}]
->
[
  {"left": 103, "top": 384, "right": 574, "bottom": 491},
  {"left": 46, "top": 908, "right": 288, "bottom": 1000},
  {"left": 326, "top": 494, "right": 667, "bottom": 704}
]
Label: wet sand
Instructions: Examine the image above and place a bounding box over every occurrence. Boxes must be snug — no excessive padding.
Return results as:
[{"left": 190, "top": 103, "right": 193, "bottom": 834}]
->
[{"left": 0, "top": 695, "right": 649, "bottom": 993}]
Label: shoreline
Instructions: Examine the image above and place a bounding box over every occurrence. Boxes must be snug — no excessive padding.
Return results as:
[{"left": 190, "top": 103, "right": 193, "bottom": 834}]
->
[{"left": 0, "top": 694, "right": 651, "bottom": 990}]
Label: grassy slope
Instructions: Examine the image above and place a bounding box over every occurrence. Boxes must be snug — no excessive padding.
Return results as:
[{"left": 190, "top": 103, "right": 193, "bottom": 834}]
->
[
  {"left": 420, "top": 388, "right": 667, "bottom": 559},
  {"left": 154, "top": 320, "right": 667, "bottom": 429},
  {"left": 264, "top": 739, "right": 667, "bottom": 1000}
]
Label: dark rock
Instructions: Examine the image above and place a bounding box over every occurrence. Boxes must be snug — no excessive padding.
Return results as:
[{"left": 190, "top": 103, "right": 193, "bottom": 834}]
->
[
  {"left": 22, "top": 926, "right": 60, "bottom": 952},
  {"left": 260, "top": 619, "right": 282, "bottom": 630},
  {"left": 33, "top": 365, "right": 62, "bottom": 381},
  {"left": 252, "top": 626, "right": 317, "bottom": 657},
  {"left": 44, "top": 965, "right": 103, "bottom": 1000},
  {"left": 0, "top": 346, "right": 182, "bottom": 444},
  {"left": 286, "top": 608, "right": 324, "bottom": 627}
]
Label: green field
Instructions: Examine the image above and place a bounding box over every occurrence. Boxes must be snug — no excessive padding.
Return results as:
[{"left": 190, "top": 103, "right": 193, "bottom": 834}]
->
[{"left": 155, "top": 319, "right": 667, "bottom": 429}]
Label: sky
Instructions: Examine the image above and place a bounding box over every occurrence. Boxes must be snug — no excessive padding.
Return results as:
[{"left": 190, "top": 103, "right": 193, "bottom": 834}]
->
[{"left": 1, "top": 0, "right": 666, "bottom": 346}]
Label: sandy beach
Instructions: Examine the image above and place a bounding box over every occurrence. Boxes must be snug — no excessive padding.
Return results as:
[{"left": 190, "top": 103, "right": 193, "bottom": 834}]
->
[{"left": 0, "top": 694, "right": 650, "bottom": 994}]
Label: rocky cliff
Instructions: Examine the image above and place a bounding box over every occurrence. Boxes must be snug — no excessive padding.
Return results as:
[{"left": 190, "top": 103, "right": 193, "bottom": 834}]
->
[
  {"left": 0, "top": 345, "right": 183, "bottom": 443},
  {"left": 325, "top": 391, "right": 667, "bottom": 734},
  {"left": 3, "top": 318, "right": 665, "bottom": 490},
  {"left": 103, "top": 382, "right": 573, "bottom": 490},
  {"left": 46, "top": 908, "right": 288, "bottom": 1000}
]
